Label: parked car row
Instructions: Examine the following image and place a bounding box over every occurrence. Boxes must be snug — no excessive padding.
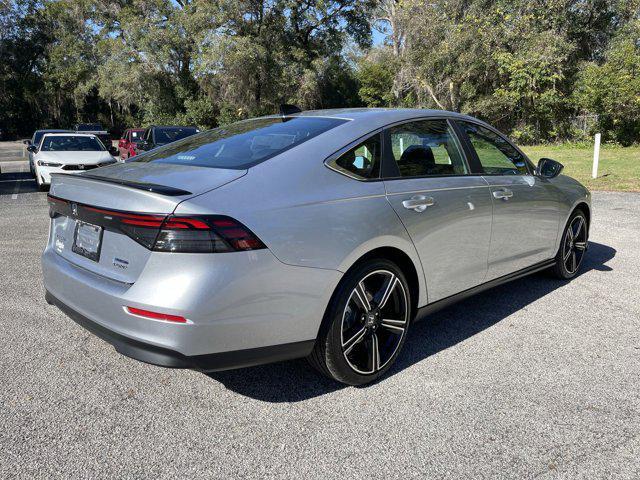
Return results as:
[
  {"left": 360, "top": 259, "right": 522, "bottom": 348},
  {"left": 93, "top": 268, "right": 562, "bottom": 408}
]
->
[
  {"left": 22, "top": 124, "right": 198, "bottom": 189},
  {"left": 117, "top": 126, "right": 199, "bottom": 160}
]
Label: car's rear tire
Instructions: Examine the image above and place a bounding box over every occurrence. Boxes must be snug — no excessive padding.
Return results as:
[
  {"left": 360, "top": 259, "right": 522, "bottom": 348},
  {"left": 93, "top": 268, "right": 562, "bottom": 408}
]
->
[
  {"left": 309, "top": 258, "right": 412, "bottom": 385},
  {"left": 551, "top": 209, "right": 588, "bottom": 279}
]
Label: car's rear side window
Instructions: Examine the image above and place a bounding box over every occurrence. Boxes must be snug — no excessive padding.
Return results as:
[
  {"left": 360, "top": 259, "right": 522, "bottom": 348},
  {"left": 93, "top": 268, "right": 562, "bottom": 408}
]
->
[
  {"left": 329, "top": 134, "right": 382, "bottom": 180},
  {"left": 133, "top": 117, "right": 348, "bottom": 169}
]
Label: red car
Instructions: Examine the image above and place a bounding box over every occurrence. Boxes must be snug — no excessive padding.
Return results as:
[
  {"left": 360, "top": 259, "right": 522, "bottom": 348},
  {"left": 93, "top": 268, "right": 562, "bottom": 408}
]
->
[{"left": 118, "top": 128, "right": 145, "bottom": 160}]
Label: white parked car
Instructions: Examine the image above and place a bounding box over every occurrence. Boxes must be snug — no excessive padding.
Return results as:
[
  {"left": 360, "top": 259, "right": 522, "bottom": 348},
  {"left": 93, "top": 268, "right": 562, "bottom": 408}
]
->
[
  {"left": 27, "top": 133, "right": 118, "bottom": 190},
  {"left": 24, "top": 129, "right": 72, "bottom": 177}
]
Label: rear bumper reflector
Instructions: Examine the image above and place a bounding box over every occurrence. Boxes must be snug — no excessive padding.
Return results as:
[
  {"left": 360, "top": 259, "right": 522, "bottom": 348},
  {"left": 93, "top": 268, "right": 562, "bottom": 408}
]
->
[{"left": 124, "top": 306, "right": 188, "bottom": 324}]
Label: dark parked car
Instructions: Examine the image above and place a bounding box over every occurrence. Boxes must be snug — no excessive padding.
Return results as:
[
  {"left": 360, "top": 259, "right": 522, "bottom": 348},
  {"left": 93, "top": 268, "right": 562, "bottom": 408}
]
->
[
  {"left": 137, "top": 126, "right": 198, "bottom": 152},
  {"left": 74, "top": 123, "right": 112, "bottom": 149}
]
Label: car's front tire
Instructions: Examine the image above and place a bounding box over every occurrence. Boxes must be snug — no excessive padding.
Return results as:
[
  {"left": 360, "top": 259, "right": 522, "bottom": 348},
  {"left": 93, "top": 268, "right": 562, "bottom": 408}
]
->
[
  {"left": 551, "top": 209, "right": 588, "bottom": 279},
  {"left": 309, "top": 259, "right": 412, "bottom": 385},
  {"left": 36, "top": 172, "right": 48, "bottom": 191}
]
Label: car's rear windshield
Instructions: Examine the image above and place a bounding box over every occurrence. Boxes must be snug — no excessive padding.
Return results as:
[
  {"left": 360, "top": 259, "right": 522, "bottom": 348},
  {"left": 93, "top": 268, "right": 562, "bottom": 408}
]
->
[
  {"left": 76, "top": 124, "right": 103, "bottom": 131},
  {"left": 34, "top": 130, "right": 69, "bottom": 145},
  {"left": 154, "top": 127, "right": 198, "bottom": 145},
  {"left": 41, "top": 135, "right": 105, "bottom": 152},
  {"left": 133, "top": 117, "right": 347, "bottom": 169}
]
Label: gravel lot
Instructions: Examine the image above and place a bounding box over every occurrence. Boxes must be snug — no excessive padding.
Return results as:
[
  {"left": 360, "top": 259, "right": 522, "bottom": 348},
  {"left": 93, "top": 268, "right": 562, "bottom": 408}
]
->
[{"left": 1, "top": 155, "right": 639, "bottom": 479}]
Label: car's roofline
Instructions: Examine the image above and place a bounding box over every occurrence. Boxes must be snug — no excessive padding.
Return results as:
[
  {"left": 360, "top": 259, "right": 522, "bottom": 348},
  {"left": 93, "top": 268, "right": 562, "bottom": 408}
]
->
[
  {"left": 243, "top": 108, "right": 489, "bottom": 130},
  {"left": 148, "top": 125, "right": 198, "bottom": 129},
  {"left": 34, "top": 129, "right": 73, "bottom": 134},
  {"left": 41, "top": 133, "right": 99, "bottom": 137}
]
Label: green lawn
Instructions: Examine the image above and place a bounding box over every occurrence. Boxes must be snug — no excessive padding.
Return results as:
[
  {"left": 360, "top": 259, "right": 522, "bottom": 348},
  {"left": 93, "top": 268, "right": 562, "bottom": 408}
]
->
[{"left": 521, "top": 144, "right": 640, "bottom": 192}]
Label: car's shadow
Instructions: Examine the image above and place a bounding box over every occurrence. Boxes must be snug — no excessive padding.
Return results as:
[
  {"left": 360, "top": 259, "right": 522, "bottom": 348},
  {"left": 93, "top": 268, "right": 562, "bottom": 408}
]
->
[
  {"left": 208, "top": 241, "right": 615, "bottom": 402},
  {"left": 0, "top": 170, "right": 39, "bottom": 195}
]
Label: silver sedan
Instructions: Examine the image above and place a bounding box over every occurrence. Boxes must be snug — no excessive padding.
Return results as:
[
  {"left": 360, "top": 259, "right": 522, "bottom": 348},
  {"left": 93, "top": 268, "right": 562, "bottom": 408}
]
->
[{"left": 42, "top": 109, "right": 590, "bottom": 385}]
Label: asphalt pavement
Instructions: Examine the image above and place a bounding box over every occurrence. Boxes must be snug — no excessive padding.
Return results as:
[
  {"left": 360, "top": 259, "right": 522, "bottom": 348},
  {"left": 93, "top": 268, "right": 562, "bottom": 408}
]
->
[{"left": 1, "top": 153, "right": 638, "bottom": 479}]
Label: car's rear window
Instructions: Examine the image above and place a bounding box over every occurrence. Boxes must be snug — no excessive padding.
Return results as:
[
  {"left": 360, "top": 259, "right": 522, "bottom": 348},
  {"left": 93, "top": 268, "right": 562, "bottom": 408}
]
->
[
  {"left": 155, "top": 127, "right": 198, "bottom": 145},
  {"left": 34, "top": 130, "right": 68, "bottom": 146},
  {"left": 132, "top": 117, "right": 348, "bottom": 169},
  {"left": 76, "top": 124, "right": 103, "bottom": 131}
]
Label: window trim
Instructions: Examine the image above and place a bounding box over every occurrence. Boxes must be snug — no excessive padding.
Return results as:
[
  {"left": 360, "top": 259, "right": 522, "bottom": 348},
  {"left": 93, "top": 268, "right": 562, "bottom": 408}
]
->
[
  {"left": 454, "top": 119, "right": 535, "bottom": 176},
  {"left": 323, "top": 114, "right": 533, "bottom": 182}
]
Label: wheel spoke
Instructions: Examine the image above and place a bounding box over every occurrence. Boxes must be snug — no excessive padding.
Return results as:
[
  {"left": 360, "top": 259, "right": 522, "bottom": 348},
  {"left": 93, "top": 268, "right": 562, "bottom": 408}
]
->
[
  {"left": 381, "top": 318, "right": 405, "bottom": 333},
  {"left": 377, "top": 274, "right": 398, "bottom": 309},
  {"left": 370, "top": 333, "right": 380, "bottom": 372},
  {"left": 574, "top": 241, "right": 586, "bottom": 251},
  {"left": 571, "top": 251, "right": 577, "bottom": 272},
  {"left": 573, "top": 217, "right": 584, "bottom": 238},
  {"left": 566, "top": 225, "right": 574, "bottom": 242},
  {"left": 354, "top": 281, "right": 371, "bottom": 311},
  {"left": 343, "top": 327, "right": 366, "bottom": 354},
  {"left": 563, "top": 247, "right": 572, "bottom": 261}
]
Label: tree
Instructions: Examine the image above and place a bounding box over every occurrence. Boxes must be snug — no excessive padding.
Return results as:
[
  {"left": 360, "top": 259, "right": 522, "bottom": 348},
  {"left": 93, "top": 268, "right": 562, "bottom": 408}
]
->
[
  {"left": 357, "top": 51, "right": 396, "bottom": 107},
  {"left": 367, "top": 0, "right": 640, "bottom": 143},
  {"left": 574, "top": 20, "right": 640, "bottom": 145}
]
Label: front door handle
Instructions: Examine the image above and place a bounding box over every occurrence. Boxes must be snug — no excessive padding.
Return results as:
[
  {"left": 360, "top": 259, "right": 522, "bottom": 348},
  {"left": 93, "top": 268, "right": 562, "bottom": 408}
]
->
[
  {"left": 402, "top": 195, "right": 435, "bottom": 212},
  {"left": 492, "top": 188, "right": 514, "bottom": 200}
]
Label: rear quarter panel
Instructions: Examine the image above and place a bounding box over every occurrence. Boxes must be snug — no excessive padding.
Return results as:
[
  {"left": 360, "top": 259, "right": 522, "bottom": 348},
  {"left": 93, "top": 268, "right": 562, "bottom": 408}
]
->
[{"left": 175, "top": 129, "right": 428, "bottom": 306}]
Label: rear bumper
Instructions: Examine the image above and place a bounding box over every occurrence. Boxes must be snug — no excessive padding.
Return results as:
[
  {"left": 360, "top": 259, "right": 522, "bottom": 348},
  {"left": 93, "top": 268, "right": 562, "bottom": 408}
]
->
[
  {"left": 42, "top": 244, "right": 341, "bottom": 368},
  {"left": 46, "top": 291, "right": 314, "bottom": 371}
]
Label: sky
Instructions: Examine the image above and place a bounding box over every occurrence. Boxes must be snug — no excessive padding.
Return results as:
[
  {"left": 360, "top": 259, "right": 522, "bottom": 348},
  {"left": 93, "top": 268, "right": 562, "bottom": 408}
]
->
[{"left": 372, "top": 28, "right": 386, "bottom": 46}]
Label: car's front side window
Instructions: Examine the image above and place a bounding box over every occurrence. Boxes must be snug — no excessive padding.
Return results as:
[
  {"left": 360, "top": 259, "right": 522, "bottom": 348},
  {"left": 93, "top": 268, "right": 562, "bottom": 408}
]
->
[
  {"left": 387, "top": 120, "right": 468, "bottom": 178},
  {"left": 329, "top": 134, "right": 382, "bottom": 180},
  {"left": 459, "top": 122, "right": 528, "bottom": 175}
]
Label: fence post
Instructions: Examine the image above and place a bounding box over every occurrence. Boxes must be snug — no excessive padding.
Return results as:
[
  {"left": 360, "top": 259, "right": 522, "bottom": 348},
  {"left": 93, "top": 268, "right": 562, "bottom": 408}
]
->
[{"left": 592, "top": 133, "right": 601, "bottom": 179}]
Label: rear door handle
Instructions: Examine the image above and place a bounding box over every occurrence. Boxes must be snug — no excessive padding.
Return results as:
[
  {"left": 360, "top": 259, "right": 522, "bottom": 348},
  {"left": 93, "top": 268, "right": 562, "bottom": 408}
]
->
[
  {"left": 492, "top": 188, "right": 513, "bottom": 200},
  {"left": 402, "top": 195, "right": 435, "bottom": 212}
]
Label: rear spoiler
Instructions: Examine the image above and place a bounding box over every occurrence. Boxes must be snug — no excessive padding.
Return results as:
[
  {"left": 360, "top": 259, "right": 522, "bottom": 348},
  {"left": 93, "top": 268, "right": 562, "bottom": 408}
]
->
[{"left": 51, "top": 173, "right": 192, "bottom": 197}]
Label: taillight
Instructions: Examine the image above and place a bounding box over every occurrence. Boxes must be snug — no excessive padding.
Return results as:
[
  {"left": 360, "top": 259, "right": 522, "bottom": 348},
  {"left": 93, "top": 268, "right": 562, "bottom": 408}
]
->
[
  {"left": 47, "top": 195, "right": 266, "bottom": 253},
  {"left": 152, "top": 215, "right": 265, "bottom": 253}
]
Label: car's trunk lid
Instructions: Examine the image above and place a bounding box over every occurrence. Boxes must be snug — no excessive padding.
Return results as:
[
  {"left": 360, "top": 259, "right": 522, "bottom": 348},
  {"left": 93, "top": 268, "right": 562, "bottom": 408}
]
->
[{"left": 47, "top": 162, "right": 247, "bottom": 283}]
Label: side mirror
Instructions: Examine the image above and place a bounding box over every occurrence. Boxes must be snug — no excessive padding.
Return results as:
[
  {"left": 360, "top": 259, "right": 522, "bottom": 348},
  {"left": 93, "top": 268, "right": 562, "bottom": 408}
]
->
[
  {"left": 536, "top": 158, "right": 563, "bottom": 179},
  {"left": 26, "top": 145, "right": 38, "bottom": 153},
  {"left": 108, "top": 146, "right": 119, "bottom": 156},
  {"left": 139, "top": 141, "right": 149, "bottom": 151}
]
